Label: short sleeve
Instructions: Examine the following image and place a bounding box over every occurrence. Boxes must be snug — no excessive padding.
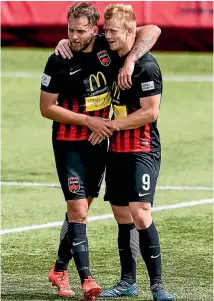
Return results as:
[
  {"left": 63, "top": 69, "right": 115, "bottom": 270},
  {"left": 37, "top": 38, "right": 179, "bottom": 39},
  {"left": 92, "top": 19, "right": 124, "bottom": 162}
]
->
[
  {"left": 41, "top": 53, "right": 66, "bottom": 94},
  {"left": 135, "top": 61, "right": 162, "bottom": 99}
]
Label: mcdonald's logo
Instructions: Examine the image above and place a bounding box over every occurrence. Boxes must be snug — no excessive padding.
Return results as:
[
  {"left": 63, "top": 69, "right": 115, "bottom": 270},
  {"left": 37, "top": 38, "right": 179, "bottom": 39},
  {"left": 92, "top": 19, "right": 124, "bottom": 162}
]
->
[
  {"left": 89, "top": 72, "right": 107, "bottom": 92},
  {"left": 112, "top": 81, "right": 120, "bottom": 99}
]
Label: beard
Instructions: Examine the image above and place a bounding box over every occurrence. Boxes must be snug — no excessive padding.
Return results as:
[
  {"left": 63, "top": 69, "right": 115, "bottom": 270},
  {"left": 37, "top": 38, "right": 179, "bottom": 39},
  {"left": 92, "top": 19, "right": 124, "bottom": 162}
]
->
[{"left": 70, "top": 35, "right": 93, "bottom": 52}]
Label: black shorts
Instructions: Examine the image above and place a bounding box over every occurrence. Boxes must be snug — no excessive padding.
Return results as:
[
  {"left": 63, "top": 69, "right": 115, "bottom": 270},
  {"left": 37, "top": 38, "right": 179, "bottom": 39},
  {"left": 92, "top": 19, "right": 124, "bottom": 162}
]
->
[
  {"left": 104, "top": 151, "right": 161, "bottom": 206},
  {"left": 53, "top": 139, "right": 107, "bottom": 201}
]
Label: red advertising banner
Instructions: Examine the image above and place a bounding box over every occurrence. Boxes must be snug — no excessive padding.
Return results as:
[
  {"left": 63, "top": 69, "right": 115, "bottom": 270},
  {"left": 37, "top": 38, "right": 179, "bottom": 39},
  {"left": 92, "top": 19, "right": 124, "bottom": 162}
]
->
[
  {"left": 1, "top": 1, "right": 213, "bottom": 50},
  {"left": 1, "top": 1, "right": 213, "bottom": 28}
]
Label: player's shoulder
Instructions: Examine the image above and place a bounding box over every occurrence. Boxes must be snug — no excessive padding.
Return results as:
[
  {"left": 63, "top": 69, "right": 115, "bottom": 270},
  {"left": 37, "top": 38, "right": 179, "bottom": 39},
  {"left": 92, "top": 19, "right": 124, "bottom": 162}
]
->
[
  {"left": 134, "top": 53, "right": 161, "bottom": 75},
  {"left": 46, "top": 52, "right": 69, "bottom": 67}
]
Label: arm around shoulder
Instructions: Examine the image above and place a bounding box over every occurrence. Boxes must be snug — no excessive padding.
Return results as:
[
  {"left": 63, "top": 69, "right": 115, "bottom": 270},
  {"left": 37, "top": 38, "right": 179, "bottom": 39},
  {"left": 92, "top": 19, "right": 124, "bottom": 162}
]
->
[{"left": 127, "top": 25, "right": 161, "bottom": 63}]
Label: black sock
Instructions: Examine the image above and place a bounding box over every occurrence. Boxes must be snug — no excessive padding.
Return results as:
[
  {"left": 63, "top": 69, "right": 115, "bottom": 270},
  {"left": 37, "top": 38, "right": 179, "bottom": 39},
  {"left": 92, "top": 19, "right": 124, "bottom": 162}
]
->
[
  {"left": 118, "top": 223, "right": 138, "bottom": 284},
  {"left": 68, "top": 222, "right": 91, "bottom": 284},
  {"left": 55, "top": 214, "right": 72, "bottom": 272},
  {"left": 138, "top": 221, "right": 162, "bottom": 287}
]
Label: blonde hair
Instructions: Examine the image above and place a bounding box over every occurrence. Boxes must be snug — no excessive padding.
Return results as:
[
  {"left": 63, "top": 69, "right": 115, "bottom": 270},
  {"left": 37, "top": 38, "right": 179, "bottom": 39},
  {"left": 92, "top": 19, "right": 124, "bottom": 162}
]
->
[{"left": 104, "top": 4, "right": 136, "bottom": 31}]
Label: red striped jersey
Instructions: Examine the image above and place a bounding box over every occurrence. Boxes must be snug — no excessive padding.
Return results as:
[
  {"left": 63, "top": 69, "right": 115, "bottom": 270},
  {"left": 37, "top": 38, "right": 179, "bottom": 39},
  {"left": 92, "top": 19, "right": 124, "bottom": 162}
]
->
[
  {"left": 41, "top": 34, "right": 115, "bottom": 141},
  {"left": 110, "top": 52, "right": 162, "bottom": 153}
]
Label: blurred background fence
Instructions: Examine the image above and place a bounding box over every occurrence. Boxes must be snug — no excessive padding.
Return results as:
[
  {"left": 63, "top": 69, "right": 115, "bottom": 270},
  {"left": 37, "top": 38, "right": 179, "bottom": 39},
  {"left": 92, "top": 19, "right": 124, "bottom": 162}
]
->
[{"left": 1, "top": 1, "right": 213, "bottom": 51}]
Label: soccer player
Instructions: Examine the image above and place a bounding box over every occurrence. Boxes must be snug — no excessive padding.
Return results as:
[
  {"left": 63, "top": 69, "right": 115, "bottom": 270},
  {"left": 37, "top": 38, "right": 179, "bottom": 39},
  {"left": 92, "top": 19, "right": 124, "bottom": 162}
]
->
[
  {"left": 40, "top": 2, "right": 161, "bottom": 300},
  {"left": 89, "top": 4, "right": 175, "bottom": 301}
]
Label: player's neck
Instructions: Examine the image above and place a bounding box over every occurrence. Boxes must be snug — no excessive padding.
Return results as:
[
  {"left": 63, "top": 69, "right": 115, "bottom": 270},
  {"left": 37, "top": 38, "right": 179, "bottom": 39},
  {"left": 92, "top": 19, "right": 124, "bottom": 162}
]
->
[
  {"left": 82, "top": 38, "right": 96, "bottom": 53},
  {"left": 118, "top": 36, "right": 135, "bottom": 57}
]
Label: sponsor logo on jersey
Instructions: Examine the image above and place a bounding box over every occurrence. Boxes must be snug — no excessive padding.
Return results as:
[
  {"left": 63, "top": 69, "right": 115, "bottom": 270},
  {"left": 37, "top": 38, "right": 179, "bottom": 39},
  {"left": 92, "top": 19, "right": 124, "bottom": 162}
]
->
[
  {"left": 112, "top": 81, "right": 120, "bottom": 100},
  {"left": 85, "top": 72, "right": 111, "bottom": 111},
  {"left": 141, "top": 81, "right": 155, "bottom": 91},
  {"left": 41, "top": 73, "right": 51, "bottom": 87},
  {"left": 97, "top": 50, "right": 111, "bottom": 66},
  {"left": 113, "top": 105, "right": 127, "bottom": 119},
  {"left": 85, "top": 92, "right": 111, "bottom": 111},
  {"left": 89, "top": 72, "right": 107, "bottom": 92}
]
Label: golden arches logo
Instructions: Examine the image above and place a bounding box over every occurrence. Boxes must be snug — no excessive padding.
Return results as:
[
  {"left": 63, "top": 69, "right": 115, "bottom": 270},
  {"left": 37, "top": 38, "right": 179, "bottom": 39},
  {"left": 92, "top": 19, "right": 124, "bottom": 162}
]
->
[
  {"left": 112, "top": 81, "right": 120, "bottom": 99},
  {"left": 89, "top": 72, "right": 107, "bottom": 92}
]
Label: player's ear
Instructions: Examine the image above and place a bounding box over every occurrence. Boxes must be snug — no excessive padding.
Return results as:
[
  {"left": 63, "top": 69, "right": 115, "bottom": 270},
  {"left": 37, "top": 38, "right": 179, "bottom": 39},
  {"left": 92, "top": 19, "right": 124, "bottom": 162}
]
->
[
  {"left": 92, "top": 26, "right": 99, "bottom": 36},
  {"left": 125, "top": 27, "right": 132, "bottom": 40},
  {"left": 127, "top": 27, "right": 133, "bottom": 36}
]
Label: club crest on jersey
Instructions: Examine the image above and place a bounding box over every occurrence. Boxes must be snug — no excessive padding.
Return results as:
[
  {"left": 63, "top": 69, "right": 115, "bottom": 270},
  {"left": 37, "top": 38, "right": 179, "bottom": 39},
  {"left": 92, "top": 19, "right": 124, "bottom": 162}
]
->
[
  {"left": 68, "top": 177, "right": 80, "bottom": 193},
  {"left": 97, "top": 50, "right": 111, "bottom": 66}
]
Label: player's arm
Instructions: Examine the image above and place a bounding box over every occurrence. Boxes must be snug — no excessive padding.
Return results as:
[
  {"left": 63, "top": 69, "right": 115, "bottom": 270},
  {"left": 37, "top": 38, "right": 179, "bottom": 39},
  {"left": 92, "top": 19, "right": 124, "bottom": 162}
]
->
[
  {"left": 55, "top": 39, "right": 72, "bottom": 59},
  {"left": 113, "top": 61, "right": 162, "bottom": 130},
  {"left": 40, "top": 91, "right": 117, "bottom": 137},
  {"left": 88, "top": 90, "right": 160, "bottom": 145},
  {"left": 88, "top": 94, "right": 160, "bottom": 143},
  {"left": 128, "top": 25, "right": 161, "bottom": 64},
  {"left": 118, "top": 25, "right": 161, "bottom": 90},
  {"left": 112, "top": 94, "right": 161, "bottom": 130},
  {"left": 40, "top": 91, "right": 87, "bottom": 125}
]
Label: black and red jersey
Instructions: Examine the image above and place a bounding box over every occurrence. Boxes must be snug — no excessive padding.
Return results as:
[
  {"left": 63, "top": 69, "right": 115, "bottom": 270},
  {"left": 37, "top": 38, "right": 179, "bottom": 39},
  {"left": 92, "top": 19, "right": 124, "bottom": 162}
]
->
[
  {"left": 41, "top": 34, "right": 115, "bottom": 141},
  {"left": 110, "top": 52, "right": 162, "bottom": 153}
]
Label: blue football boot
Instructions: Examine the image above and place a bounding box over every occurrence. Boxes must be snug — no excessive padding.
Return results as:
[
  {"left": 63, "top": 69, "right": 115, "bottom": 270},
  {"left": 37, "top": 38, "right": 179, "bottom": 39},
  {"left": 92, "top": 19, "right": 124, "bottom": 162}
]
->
[
  {"left": 100, "top": 280, "right": 139, "bottom": 297},
  {"left": 151, "top": 284, "right": 175, "bottom": 301}
]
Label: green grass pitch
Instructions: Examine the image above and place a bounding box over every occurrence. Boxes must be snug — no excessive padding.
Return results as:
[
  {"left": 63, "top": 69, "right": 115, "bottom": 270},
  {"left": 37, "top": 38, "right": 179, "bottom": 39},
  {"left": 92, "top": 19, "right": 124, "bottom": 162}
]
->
[{"left": 1, "top": 48, "right": 213, "bottom": 301}]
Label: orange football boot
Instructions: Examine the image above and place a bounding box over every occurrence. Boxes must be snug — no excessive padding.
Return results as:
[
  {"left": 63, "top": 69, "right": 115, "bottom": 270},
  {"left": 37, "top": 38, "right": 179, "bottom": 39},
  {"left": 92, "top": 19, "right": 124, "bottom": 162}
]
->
[
  {"left": 48, "top": 262, "right": 75, "bottom": 297},
  {"left": 82, "top": 276, "right": 101, "bottom": 301}
]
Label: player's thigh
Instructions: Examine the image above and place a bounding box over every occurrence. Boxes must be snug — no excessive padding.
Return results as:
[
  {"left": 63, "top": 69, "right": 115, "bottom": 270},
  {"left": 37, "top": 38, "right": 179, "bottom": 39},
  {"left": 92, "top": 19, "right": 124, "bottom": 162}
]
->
[
  {"left": 87, "top": 139, "right": 108, "bottom": 198},
  {"left": 111, "top": 205, "right": 133, "bottom": 224},
  {"left": 53, "top": 141, "right": 88, "bottom": 201},
  {"left": 104, "top": 152, "right": 130, "bottom": 206},
  {"left": 129, "top": 152, "right": 161, "bottom": 205}
]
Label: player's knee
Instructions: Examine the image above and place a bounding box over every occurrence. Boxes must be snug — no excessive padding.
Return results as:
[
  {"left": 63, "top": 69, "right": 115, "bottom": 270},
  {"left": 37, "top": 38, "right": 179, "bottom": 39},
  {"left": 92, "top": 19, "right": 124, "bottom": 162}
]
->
[
  {"left": 67, "top": 199, "right": 88, "bottom": 223},
  {"left": 131, "top": 207, "right": 152, "bottom": 229},
  {"left": 67, "top": 211, "right": 87, "bottom": 223},
  {"left": 112, "top": 205, "right": 132, "bottom": 224},
  {"left": 114, "top": 212, "right": 133, "bottom": 224}
]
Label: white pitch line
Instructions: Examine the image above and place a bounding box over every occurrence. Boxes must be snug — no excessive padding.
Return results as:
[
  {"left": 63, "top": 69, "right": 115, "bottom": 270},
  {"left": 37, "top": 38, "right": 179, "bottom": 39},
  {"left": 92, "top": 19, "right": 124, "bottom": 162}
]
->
[
  {"left": 0, "top": 181, "right": 61, "bottom": 188},
  {"left": 1, "top": 72, "right": 213, "bottom": 82},
  {"left": 157, "top": 185, "right": 213, "bottom": 191},
  {"left": 1, "top": 199, "right": 213, "bottom": 235},
  {"left": 0, "top": 181, "right": 213, "bottom": 191},
  {"left": 163, "top": 75, "right": 213, "bottom": 82}
]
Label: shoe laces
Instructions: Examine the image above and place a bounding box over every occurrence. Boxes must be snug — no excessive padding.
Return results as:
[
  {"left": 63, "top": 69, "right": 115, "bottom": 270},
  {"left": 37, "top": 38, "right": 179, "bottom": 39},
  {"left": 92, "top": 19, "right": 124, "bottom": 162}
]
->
[
  {"left": 151, "top": 283, "right": 165, "bottom": 294},
  {"left": 111, "top": 280, "right": 131, "bottom": 290}
]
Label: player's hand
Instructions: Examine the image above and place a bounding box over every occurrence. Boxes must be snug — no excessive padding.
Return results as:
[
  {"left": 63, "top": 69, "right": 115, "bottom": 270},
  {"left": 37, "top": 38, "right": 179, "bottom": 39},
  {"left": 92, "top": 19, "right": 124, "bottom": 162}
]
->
[
  {"left": 106, "top": 120, "right": 120, "bottom": 132},
  {"left": 88, "top": 132, "right": 104, "bottom": 145},
  {"left": 55, "top": 39, "right": 73, "bottom": 59},
  {"left": 85, "top": 116, "right": 116, "bottom": 138},
  {"left": 118, "top": 59, "right": 135, "bottom": 90}
]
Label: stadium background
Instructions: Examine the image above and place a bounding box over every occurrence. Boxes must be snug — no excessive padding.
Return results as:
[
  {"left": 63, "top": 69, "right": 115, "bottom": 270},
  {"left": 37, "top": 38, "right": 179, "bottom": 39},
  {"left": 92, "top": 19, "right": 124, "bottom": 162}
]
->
[{"left": 1, "top": 1, "right": 213, "bottom": 301}]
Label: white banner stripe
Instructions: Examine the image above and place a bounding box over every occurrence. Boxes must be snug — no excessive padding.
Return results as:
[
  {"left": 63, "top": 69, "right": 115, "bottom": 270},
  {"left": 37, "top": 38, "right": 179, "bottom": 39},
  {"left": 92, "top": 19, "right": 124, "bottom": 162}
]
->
[
  {"left": 1, "top": 72, "right": 213, "bottom": 82},
  {"left": 1, "top": 199, "right": 213, "bottom": 235},
  {"left": 0, "top": 181, "right": 213, "bottom": 191}
]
